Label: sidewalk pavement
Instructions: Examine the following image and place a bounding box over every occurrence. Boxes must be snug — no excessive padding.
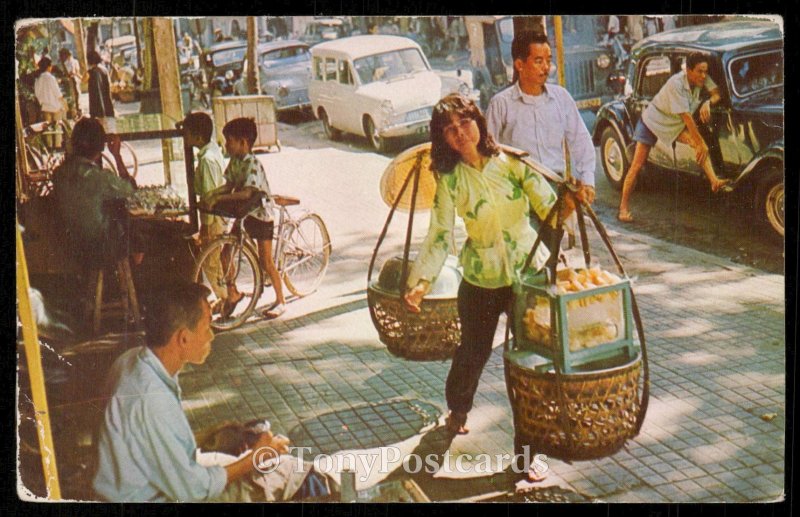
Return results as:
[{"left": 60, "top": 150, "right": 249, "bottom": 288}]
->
[{"left": 175, "top": 142, "right": 785, "bottom": 503}]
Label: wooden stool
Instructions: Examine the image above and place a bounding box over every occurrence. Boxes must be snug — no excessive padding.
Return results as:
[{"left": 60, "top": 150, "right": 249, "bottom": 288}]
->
[{"left": 88, "top": 258, "right": 141, "bottom": 336}]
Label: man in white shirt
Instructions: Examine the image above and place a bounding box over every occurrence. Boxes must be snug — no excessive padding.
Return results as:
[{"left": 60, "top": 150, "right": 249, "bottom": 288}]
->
[
  {"left": 486, "top": 32, "right": 596, "bottom": 206},
  {"left": 33, "top": 56, "right": 66, "bottom": 148}
]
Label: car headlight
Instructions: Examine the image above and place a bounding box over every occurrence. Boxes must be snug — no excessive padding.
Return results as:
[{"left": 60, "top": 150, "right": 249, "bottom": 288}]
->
[
  {"left": 458, "top": 82, "right": 470, "bottom": 96},
  {"left": 380, "top": 100, "right": 394, "bottom": 115},
  {"left": 225, "top": 70, "right": 234, "bottom": 80},
  {"left": 596, "top": 53, "right": 612, "bottom": 69}
]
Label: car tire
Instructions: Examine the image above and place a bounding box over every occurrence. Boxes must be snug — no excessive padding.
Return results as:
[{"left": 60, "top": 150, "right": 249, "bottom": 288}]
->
[
  {"left": 600, "top": 125, "right": 630, "bottom": 190},
  {"left": 755, "top": 165, "right": 784, "bottom": 241},
  {"left": 364, "top": 116, "right": 387, "bottom": 153},
  {"left": 320, "top": 109, "right": 341, "bottom": 141}
]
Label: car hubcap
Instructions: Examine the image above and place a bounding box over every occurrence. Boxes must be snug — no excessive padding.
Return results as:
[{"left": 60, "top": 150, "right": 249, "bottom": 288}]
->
[
  {"left": 766, "top": 182, "right": 784, "bottom": 236},
  {"left": 604, "top": 138, "right": 624, "bottom": 182},
  {"left": 369, "top": 121, "right": 381, "bottom": 149}
]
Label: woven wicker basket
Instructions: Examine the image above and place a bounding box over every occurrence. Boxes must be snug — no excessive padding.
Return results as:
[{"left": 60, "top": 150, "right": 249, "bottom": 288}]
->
[
  {"left": 504, "top": 349, "right": 642, "bottom": 461},
  {"left": 368, "top": 285, "right": 460, "bottom": 361}
]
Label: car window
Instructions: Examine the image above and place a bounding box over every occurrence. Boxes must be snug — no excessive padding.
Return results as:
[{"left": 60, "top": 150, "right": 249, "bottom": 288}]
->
[
  {"left": 338, "top": 60, "right": 353, "bottom": 85},
  {"left": 638, "top": 56, "right": 671, "bottom": 98},
  {"left": 498, "top": 18, "right": 514, "bottom": 44},
  {"left": 324, "top": 57, "right": 337, "bottom": 81},
  {"left": 212, "top": 47, "right": 246, "bottom": 67},
  {"left": 313, "top": 57, "right": 323, "bottom": 80},
  {"left": 729, "top": 50, "right": 783, "bottom": 97},
  {"left": 353, "top": 48, "right": 428, "bottom": 84}
]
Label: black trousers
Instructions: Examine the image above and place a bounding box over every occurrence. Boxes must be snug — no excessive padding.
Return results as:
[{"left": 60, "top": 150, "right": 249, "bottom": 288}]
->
[{"left": 445, "top": 280, "right": 513, "bottom": 415}]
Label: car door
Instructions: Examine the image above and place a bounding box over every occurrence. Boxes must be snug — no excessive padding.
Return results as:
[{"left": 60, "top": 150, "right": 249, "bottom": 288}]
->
[
  {"left": 631, "top": 54, "right": 678, "bottom": 169},
  {"left": 334, "top": 59, "right": 361, "bottom": 133},
  {"left": 316, "top": 56, "right": 340, "bottom": 126}
]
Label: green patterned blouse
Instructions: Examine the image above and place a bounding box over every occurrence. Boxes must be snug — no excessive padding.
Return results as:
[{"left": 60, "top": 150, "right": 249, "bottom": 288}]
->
[{"left": 407, "top": 152, "right": 557, "bottom": 290}]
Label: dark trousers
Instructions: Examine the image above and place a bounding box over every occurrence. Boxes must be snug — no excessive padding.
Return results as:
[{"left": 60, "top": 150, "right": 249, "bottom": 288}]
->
[{"left": 445, "top": 280, "right": 513, "bottom": 415}]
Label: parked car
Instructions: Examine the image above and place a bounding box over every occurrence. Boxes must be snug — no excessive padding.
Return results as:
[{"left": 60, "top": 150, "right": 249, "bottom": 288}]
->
[
  {"left": 103, "top": 35, "right": 138, "bottom": 69},
  {"left": 308, "top": 35, "right": 474, "bottom": 152},
  {"left": 464, "top": 15, "right": 616, "bottom": 132},
  {"left": 593, "top": 20, "right": 784, "bottom": 238},
  {"left": 300, "top": 18, "right": 350, "bottom": 46},
  {"left": 201, "top": 40, "right": 248, "bottom": 96},
  {"left": 256, "top": 40, "right": 312, "bottom": 111}
]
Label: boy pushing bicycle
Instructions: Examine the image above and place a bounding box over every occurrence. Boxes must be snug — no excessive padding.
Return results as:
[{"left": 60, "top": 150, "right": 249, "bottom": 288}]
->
[
  {"left": 181, "top": 112, "right": 227, "bottom": 312},
  {"left": 201, "top": 117, "right": 287, "bottom": 320}
]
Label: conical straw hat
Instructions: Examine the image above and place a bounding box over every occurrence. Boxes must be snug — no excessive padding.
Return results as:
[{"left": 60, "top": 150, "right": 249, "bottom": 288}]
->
[{"left": 379, "top": 142, "right": 437, "bottom": 212}]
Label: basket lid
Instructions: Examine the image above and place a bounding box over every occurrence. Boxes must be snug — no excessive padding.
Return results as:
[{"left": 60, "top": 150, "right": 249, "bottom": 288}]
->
[{"left": 379, "top": 143, "right": 436, "bottom": 213}]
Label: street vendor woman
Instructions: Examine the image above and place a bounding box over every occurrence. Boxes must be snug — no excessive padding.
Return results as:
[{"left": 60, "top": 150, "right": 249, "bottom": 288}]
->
[
  {"left": 403, "top": 94, "right": 576, "bottom": 479},
  {"left": 617, "top": 52, "right": 731, "bottom": 222}
]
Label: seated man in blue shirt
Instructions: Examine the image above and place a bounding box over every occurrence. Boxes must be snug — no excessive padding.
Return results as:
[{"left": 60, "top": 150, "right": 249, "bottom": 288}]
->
[{"left": 92, "top": 282, "right": 290, "bottom": 502}]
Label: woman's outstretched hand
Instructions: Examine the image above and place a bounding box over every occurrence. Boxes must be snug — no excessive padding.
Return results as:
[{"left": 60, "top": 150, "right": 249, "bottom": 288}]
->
[{"left": 403, "top": 281, "right": 429, "bottom": 313}]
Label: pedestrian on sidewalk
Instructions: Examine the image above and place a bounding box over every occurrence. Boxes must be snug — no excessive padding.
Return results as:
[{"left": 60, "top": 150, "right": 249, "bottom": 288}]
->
[
  {"left": 86, "top": 49, "right": 115, "bottom": 121},
  {"left": 486, "top": 32, "right": 597, "bottom": 207},
  {"left": 180, "top": 112, "right": 227, "bottom": 313},
  {"left": 403, "top": 94, "right": 576, "bottom": 480},
  {"left": 617, "top": 52, "right": 731, "bottom": 222},
  {"left": 201, "top": 117, "right": 287, "bottom": 320},
  {"left": 57, "top": 48, "right": 82, "bottom": 120},
  {"left": 33, "top": 56, "right": 66, "bottom": 149}
]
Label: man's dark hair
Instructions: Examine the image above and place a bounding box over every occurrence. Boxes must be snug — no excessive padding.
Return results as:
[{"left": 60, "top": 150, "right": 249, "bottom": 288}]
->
[
  {"left": 222, "top": 117, "right": 258, "bottom": 149},
  {"left": 87, "top": 49, "right": 102, "bottom": 66},
  {"left": 71, "top": 117, "right": 106, "bottom": 158},
  {"left": 182, "top": 112, "right": 214, "bottom": 144},
  {"left": 144, "top": 282, "right": 211, "bottom": 349},
  {"left": 430, "top": 93, "right": 499, "bottom": 174},
  {"left": 511, "top": 31, "right": 549, "bottom": 63},
  {"left": 37, "top": 56, "right": 52, "bottom": 72},
  {"left": 686, "top": 52, "right": 709, "bottom": 72},
  {"left": 58, "top": 48, "right": 71, "bottom": 60}
]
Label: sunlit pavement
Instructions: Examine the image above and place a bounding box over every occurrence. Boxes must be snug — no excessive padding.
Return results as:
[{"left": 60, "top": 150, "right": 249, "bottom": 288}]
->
[{"left": 172, "top": 132, "right": 784, "bottom": 503}]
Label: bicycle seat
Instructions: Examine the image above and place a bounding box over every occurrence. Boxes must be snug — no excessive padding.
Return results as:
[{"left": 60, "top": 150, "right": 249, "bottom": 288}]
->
[
  {"left": 205, "top": 190, "right": 267, "bottom": 219},
  {"left": 273, "top": 195, "right": 300, "bottom": 207}
]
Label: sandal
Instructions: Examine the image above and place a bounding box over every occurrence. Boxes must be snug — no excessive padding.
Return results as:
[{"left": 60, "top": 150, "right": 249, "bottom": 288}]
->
[
  {"left": 617, "top": 210, "right": 634, "bottom": 223},
  {"left": 444, "top": 411, "right": 469, "bottom": 435},
  {"left": 210, "top": 299, "right": 225, "bottom": 315},
  {"left": 220, "top": 291, "right": 245, "bottom": 320},
  {"left": 261, "top": 303, "right": 286, "bottom": 320},
  {"left": 711, "top": 178, "right": 733, "bottom": 193}
]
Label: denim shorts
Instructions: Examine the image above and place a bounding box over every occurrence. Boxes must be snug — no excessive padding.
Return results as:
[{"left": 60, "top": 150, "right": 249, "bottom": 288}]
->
[{"left": 633, "top": 119, "right": 658, "bottom": 147}]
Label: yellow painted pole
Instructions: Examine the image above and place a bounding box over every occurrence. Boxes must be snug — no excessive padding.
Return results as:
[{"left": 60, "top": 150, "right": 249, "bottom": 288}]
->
[
  {"left": 553, "top": 16, "right": 571, "bottom": 182},
  {"left": 16, "top": 221, "right": 62, "bottom": 500}
]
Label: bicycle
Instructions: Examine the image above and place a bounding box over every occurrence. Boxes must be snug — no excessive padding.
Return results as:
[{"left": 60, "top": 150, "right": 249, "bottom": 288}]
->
[
  {"left": 22, "top": 117, "right": 140, "bottom": 198},
  {"left": 191, "top": 191, "right": 331, "bottom": 331}
]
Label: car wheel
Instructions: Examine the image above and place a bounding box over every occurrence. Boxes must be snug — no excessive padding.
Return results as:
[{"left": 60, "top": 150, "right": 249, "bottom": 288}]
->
[
  {"left": 755, "top": 166, "right": 784, "bottom": 241},
  {"left": 600, "top": 126, "right": 629, "bottom": 190},
  {"left": 320, "top": 109, "right": 341, "bottom": 141},
  {"left": 364, "top": 116, "right": 387, "bottom": 153}
]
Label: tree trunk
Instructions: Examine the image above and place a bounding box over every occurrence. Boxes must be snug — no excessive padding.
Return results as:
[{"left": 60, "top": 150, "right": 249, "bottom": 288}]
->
[{"left": 246, "top": 16, "right": 259, "bottom": 94}]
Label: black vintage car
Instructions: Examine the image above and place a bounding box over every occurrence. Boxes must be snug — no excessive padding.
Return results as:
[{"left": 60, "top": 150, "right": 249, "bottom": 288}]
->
[
  {"left": 593, "top": 20, "right": 784, "bottom": 238},
  {"left": 200, "top": 40, "right": 249, "bottom": 96}
]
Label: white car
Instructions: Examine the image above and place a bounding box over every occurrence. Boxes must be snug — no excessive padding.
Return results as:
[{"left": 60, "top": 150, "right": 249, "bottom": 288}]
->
[{"left": 309, "top": 35, "right": 474, "bottom": 152}]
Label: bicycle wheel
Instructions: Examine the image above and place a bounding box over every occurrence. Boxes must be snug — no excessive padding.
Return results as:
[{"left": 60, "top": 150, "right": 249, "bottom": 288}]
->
[
  {"left": 281, "top": 213, "right": 331, "bottom": 297},
  {"left": 101, "top": 141, "right": 139, "bottom": 178},
  {"left": 193, "top": 236, "right": 263, "bottom": 331}
]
